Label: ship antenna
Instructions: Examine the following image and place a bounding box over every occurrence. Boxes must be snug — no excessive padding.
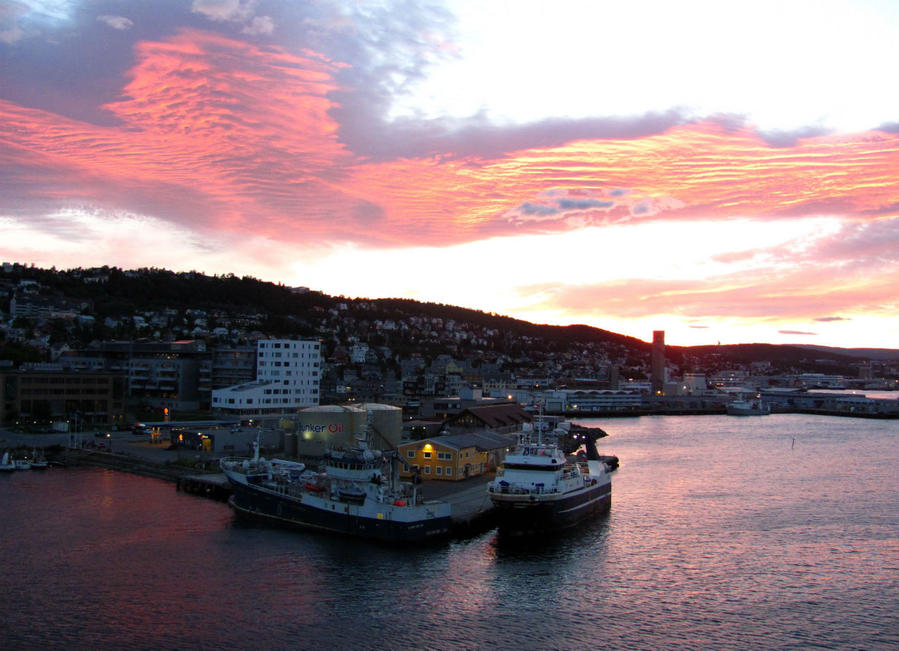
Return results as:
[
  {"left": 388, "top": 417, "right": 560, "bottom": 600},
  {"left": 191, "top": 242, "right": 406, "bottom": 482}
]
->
[
  {"left": 535, "top": 400, "right": 545, "bottom": 445},
  {"left": 358, "top": 408, "right": 374, "bottom": 449}
]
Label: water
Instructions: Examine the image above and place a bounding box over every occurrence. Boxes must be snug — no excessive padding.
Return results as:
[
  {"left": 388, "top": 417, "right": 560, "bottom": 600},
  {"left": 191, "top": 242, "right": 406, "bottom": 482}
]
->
[{"left": 1, "top": 414, "right": 897, "bottom": 650}]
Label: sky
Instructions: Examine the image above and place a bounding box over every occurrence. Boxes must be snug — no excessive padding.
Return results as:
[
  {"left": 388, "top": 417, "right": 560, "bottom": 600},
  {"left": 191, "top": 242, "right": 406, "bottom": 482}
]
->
[{"left": 2, "top": 0, "right": 898, "bottom": 349}]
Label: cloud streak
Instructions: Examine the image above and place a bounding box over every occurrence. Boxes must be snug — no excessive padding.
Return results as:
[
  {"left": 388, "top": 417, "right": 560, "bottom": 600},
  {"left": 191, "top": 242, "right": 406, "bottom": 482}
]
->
[
  {"left": 2, "top": 22, "right": 898, "bottom": 249},
  {"left": 1, "top": 1, "right": 898, "bottom": 347},
  {"left": 97, "top": 15, "right": 134, "bottom": 31}
]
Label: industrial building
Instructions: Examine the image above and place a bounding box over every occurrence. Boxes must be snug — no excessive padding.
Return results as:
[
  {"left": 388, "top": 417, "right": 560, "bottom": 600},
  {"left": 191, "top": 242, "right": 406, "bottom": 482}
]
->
[{"left": 0, "top": 368, "right": 126, "bottom": 428}]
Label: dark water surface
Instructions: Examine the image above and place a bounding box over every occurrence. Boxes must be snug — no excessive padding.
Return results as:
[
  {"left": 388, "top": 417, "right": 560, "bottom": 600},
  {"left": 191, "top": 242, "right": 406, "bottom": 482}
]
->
[{"left": 2, "top": 414, "right": 897, "bottom": 650}]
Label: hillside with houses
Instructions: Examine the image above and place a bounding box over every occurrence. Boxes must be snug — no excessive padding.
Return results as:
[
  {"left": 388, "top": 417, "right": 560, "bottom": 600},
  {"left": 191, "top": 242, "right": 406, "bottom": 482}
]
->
[{"left": 1, "top": 262, "right": 897, "bottom": 429}]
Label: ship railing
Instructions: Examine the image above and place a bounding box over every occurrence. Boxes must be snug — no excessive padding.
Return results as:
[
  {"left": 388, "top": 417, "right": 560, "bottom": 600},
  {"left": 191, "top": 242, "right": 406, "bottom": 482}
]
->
[
  {"left": 261, "top": 475, "right": 328, "bottom": 501},
  {"left": 488, "top": 484, "right": 560, "bottom": 496}
]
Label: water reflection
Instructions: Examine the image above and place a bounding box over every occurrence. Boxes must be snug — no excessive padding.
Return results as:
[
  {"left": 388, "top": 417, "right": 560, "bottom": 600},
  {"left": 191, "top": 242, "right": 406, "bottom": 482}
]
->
[{"left": 3, "top": 414, "right": 896, "bottom": 649}]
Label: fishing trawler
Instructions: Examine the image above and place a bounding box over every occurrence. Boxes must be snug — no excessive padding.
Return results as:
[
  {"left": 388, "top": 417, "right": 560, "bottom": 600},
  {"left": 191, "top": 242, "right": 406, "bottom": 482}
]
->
[
  {"left": 487, "top": 421, "right": 613, "bottom": 534},
  {"left": 220, "top": 419, "right": 452, "bottom": 543}
]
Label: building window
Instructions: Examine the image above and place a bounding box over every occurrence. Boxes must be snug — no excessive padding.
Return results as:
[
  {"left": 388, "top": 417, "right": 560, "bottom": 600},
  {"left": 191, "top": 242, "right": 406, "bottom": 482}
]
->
[
  {"left": 445, "top": 467, "right": 452, "bottom": 476},
  {"left": 423, "top": 451, "right": 432, "bottom": 459},
  {"left": 435, "top": 466, "right": 442, "bottom": 476},
  {"left": 406, "top": 451, "right": 415, "bottom": 459},
  {"left": 424, "top": 466, "right": 430, "bottom": 475}
]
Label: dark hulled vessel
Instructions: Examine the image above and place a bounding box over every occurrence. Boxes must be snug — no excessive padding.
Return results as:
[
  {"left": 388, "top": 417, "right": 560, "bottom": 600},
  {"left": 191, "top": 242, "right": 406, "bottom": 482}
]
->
[
  {"left": 221, "top": 436, "right": 451, "bottom": 543},
  {"left": 487, "top": 422, "right": 612, "bottom": 534}
]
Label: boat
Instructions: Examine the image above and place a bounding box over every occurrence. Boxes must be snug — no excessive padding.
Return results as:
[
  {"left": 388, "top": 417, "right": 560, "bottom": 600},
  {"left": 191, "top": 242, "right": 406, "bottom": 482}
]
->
[
  {"left": 487, "top": 421, "right": 613, "bottom": 534},
  {"left": 30, "top": 449, "right": 49, "bottom": 470},
  {"left": 14, "top": 457, "right": 31, "bottom": 471},
  {"left": 0, "top": 452, "right": 15, "bottom": 472},
  {"left": 220, "top": 424, "right": 452, "bottom": 543},
  {"left": 726, "top": 398, "right": 771, "bottom": 416}
]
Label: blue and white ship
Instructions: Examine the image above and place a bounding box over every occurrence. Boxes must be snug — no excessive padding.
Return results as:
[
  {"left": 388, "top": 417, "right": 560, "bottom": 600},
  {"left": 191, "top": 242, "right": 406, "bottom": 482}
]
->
[
  {"left": 220, "top": 424, "right": 451, "bottom": 543},
  {"left": 487, "top": 422, "right": 612, "bottom": 533}
]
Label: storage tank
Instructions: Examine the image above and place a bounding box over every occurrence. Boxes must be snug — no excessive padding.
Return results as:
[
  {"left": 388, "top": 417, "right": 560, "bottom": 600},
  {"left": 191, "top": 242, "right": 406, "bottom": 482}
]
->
[
  {"left": 358, "top": 403, "right": 403, "bottom": 448},
  {"left": 295, "top": 403, "right": 403, "bottom": 456}
]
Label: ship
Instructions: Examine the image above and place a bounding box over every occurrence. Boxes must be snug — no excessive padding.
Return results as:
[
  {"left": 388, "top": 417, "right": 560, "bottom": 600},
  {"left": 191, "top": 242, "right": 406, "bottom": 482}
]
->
[
  {"left": 726, "top": 398, "right": 771, "bottom": 416},
  {"left": 220, "top": 426, "right": 452, "bottom": 543},
  {"left": 487, "top": 421, "right": 613, "bottom": 534}
]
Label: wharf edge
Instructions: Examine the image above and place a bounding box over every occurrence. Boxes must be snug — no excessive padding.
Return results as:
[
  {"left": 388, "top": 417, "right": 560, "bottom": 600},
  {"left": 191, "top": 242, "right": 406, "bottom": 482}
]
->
[{"left": 55, "top": 447, "right": 504, "bottom": 538}]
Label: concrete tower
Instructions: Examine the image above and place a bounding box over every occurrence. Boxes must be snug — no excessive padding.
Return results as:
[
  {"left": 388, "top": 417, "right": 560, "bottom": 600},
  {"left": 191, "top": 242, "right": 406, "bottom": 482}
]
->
[{"left": 651, "top": 330, "right": 665, "bottom": 395}]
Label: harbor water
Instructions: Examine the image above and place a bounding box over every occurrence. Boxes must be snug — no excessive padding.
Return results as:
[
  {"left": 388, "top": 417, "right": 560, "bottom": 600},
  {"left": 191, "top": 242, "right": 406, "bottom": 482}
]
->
[{"left": 1, "top": 414, "right": 897, "bottom": 649}]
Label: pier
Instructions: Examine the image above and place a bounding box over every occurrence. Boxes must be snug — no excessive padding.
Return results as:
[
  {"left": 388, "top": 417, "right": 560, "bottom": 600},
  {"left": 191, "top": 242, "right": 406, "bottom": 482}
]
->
[
  {"left": 45, "top": 438, "right": 626, "bottom": 540},
  {"left": 422, "top": 475, "right": 498, "bottom": 537},
  {"left": 176, "top": 473, "right": 232, "bottom": 502}
]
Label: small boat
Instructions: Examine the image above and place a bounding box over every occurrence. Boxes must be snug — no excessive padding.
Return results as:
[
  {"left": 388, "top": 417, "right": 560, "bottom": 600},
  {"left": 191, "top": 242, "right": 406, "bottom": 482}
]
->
[
  {"left": 727, "top": 399, "right": 771, "bottom": 416},
  {"left": 30, "top": 449, "right": 49, "bottom": 470},
  {"left": 14, "top": 457, "right": 32, "bottom": 471},
  {"left": 487, "top": 421, "right": 613, "bottom": 534},
  {"left": 0, "top": 452, "right": 15, "bottom": 472}
]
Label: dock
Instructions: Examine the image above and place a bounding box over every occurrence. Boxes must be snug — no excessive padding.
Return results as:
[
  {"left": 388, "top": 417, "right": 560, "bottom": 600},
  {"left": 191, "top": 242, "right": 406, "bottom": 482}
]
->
[
  {"left": 423, "top": 475, "right": 498, "bottom": 537},
  {"left": 57, "top": 444, "right": 616, "bottom": 540},
  {"left": 176, "top": 473, "right": 232, "bottom": 502}
]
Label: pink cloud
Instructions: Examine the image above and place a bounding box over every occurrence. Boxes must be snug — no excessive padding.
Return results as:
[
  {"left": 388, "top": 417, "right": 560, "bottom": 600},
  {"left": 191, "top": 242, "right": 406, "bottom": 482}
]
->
[
  {"left": 1, "top": 30, "right": 899, "bottom": 252},
  {"left": 519, "top": 256, "right": 898, "bottom": 323}
]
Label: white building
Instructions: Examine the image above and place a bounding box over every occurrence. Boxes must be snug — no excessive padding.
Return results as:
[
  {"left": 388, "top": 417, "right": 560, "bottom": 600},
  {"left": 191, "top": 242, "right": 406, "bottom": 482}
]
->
[
  {"left": 544, "top": 389, "right": 644, "bottom": 413},
  {"left": 211, "top": 339, "right": 321, "bottom": 415}
]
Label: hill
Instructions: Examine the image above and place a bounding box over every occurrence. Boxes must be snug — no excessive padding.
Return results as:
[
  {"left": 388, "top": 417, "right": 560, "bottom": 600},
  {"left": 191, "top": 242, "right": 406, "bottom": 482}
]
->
[{"left": 2, "top": 263, "right": 896, "bottom": 374}]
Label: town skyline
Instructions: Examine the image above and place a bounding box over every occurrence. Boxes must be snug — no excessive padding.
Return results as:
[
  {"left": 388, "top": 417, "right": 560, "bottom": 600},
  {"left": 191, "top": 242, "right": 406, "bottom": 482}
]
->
[{"left": 2, "top": 1, "right": 898, "bottom": 348}]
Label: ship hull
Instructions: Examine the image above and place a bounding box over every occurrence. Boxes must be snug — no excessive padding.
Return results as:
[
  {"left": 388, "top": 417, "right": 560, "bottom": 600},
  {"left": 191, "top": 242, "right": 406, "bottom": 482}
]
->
[
  {"left": 227, "top": 478, "right": 451, "bottom": 543},
  {"left": 490, "top": 480, "right": 611, "bottom": 534}
]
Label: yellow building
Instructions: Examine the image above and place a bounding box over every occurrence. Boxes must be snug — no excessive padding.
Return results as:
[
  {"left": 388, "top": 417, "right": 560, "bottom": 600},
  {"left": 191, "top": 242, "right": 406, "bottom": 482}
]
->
[{"left": 397, "top": 431, "right": 515, "bottom": 481}]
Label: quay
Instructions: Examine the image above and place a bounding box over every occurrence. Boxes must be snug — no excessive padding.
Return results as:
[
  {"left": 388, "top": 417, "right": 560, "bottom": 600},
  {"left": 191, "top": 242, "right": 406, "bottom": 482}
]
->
[
  {"left": 20, "top": 433, "right": 618, "bottom": 540},
  {"left": 52, "top": 442, "right": 503, "bottom": 537},
  {"left": 176, "top": 473, "right": 232, "bottom": 502}
]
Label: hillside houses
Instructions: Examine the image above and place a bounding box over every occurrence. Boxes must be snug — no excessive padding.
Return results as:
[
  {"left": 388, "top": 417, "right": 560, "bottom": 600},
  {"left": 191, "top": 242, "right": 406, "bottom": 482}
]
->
[{"left": 1, "top": 264, "right": 897, "bottom": 428}]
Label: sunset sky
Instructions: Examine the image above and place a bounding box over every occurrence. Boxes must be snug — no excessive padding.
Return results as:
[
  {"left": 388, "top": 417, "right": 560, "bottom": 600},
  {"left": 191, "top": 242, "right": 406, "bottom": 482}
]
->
[{"left": 2, "top": 1, "right": 898, "bottom": 348}]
